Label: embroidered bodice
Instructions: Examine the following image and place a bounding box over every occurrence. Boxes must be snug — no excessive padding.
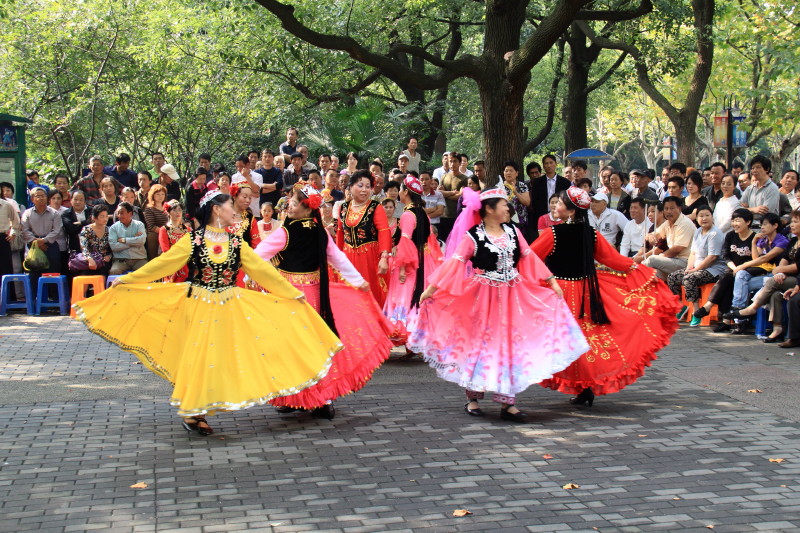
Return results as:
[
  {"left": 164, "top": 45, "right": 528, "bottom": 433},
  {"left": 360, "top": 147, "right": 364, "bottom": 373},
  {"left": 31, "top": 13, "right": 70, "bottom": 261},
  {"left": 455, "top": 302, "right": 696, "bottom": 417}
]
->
[
  {"left": 189, "top": 226, "right": 242, "bottom": 291},
  {"left": 340, "top": 200, "right": 380, "bottom": 248},
  {"left": 467, "top": 223, "right": 522, "bottom": 284},
  {"left": 227, "top": 209, "right": 254, "bottom": 246},
  {"left": 275, "top": 218, "right": 320, "bottom": 274},
  {"left": 545, "top": 223, "right": 597, "bottom": 280}
]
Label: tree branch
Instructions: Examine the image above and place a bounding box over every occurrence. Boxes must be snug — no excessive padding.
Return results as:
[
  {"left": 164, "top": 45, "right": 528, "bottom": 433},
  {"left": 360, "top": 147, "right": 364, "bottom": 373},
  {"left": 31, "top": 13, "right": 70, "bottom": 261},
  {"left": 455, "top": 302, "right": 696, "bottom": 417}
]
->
[
  {"left": 585, "top": 51, "right": 628, "bottom": 94},
  {"left": 523, "top": 38, "right": 566, "bottom": 154},
  {"left": 575, "top": 0, "right": 653, "bottom": 21}
]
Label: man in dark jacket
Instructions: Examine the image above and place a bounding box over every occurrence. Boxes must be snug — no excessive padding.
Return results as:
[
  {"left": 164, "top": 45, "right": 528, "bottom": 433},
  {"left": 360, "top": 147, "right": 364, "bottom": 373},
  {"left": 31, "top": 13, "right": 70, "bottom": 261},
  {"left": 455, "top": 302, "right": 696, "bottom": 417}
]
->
[{"left": 528, "top": 154, "right": 571, "bottom": 238}]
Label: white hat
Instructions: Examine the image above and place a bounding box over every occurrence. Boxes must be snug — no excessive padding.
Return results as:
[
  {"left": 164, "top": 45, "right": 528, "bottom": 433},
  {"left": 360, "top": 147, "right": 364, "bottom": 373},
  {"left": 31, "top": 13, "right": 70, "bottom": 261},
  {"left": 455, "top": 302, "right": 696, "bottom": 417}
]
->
[
  {"left": 398, "top": 153, "right": 410, "bottom": 160},
  {"left": 160, "top": 163, "right": 180, "bottom": 181},
  {"left": 591, "top": 191, "right": 608, "bottom": 203}
]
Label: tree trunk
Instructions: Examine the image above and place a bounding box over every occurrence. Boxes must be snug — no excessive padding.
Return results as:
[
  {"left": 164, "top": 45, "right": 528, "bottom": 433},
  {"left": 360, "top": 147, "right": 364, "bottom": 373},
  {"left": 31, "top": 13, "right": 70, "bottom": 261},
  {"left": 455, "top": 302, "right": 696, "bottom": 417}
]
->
[
  {"left": 479, "top": 77, "right": 528, "bottom": 183},
  {"left": 563, "top": 24, "right": 601, "bottom": 153},
  {"left": 674, "top": 112, "right": 696, "bottom": 166}
]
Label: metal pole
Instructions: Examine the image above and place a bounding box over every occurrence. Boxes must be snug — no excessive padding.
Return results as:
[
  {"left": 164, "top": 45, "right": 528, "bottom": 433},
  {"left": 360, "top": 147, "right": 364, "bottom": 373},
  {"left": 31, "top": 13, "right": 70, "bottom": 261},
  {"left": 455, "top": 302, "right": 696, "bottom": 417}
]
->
[{"left": 726, "top": 103, "right": 734, "bottom": 170}]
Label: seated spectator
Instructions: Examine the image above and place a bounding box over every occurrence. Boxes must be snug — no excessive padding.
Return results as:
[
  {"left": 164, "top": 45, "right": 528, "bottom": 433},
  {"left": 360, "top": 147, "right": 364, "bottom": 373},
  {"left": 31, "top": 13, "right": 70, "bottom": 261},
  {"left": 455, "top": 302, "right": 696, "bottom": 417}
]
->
[
  {"left": 308, "top": 169, "right": 324, "bottom": 193},
  {"left": 620, "top": 198, "right": 648, "bottom": 258},
  {"left": 642, "top": 196, "right": 695, "bottom": 280},
  {"left": 537, "top": 193, "right": 562, "bottom": 237},
  {"left": 120, "top": 187, "right": 144, "bottom": 222},
  {"left": 0, "top": 195, "right": 20, "bottom": 280},
  {"left": 740, "top": 155, "right": 780, "bottom": 228},
  {"left": 185, "top": 167, "right": 217, "bottom": 224},
  {"left": 72, "top": 204, "right": 112, "bottom": 276},
  {"left": 47, "top": 189, "right": 67, "bottom": 214},
  {"left": 667, "top": 205, "right": 726, "bottom": 325},
  {"left": 62, "top": 191, "right": 90, "bottom": 254},
  {"left": 324, "top": 169, "right": 344, "bottom": 201},
  {"left": 575, "top": 177, "right": 593, "bottom": 193},
  {"left": 693, "top": 209, "right": 756, "bottom": 332},
  {"left": 606, "top": 170, "right": 629, "bottom": 212},
  {"left": 723, "top": 212, "right": 787, "bottom": 332},
  {"left": 108, "top": 202, "right": 147, "bottom": 275},
  {"left": 94, "top": 178, "right": 121, "bottom": 225},
  {"left": 712, "top": 175, "right": 740, "bottom": 233},
  {"left": 21, "top": 187, "right": 64, "bottom": 292},
  {"left": 682, "top": 172, "right": 709, "bottom": 223},
  {"left": 723, "top": 210, "right": 800, "bottom": 341},
  {"left": 371, "top": 173, "right": 386, "bottom": 201},
  {"left": 156, "top": 164, "right": 182, "bottom": 202},
  {"left": 71, "top": 155, "right": 122, "bottom": 204},
  {"left": 779, "top": 281, "right": 800, "bottom": 348},
  {"left": 143, "top": 184, "right": 168, "bottom": 260},
  {"left": 588, "top": 192, "right": 628, "bottom": 247},
  {"left": 157, "top": 200, "right": 192, "bottom": 282}
]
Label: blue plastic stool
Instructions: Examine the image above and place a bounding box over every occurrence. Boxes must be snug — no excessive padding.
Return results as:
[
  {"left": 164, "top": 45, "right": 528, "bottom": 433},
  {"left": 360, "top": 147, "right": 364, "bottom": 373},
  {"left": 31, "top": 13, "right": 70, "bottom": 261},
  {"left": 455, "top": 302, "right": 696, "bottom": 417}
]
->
[
  {"left": 754, "top": 307, "right": 769, "bottom": 336},
  {"left": 0, "top": 274, "right": 34, "bottom": 315},
  {"left": 105, "top": 275, "right": 123, "bottom": 288},
  {"left": 35, "top": 275, "right": 70, "bottom": 316}
]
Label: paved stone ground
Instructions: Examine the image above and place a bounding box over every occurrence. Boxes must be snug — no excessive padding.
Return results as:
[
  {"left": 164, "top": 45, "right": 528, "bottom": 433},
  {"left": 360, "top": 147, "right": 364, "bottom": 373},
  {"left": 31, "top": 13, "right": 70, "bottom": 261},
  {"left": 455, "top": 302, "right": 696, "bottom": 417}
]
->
[{"left": 2, "top": 314, "right": 800, "bottom": 532}]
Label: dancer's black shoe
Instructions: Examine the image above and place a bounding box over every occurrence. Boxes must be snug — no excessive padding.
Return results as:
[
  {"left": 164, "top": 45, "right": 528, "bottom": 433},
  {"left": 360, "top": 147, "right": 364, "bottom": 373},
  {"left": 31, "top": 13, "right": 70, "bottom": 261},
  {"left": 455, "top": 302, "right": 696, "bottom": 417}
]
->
[
  {"left": 464, "top": 402, "right": 484, "bottom": 416},
  {"left": 570, "top": 387, "right": 595, "bottom": 407}
]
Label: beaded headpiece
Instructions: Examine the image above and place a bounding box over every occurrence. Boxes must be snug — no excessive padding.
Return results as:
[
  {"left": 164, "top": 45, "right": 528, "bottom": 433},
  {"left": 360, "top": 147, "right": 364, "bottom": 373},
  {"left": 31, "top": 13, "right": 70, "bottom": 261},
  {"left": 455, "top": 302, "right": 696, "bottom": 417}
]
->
[
  {"left": 298, "top": 184, "right": 323, "bottom": 210},
  {"left": 403, "top": 175, "right": 423, "bottom": 195},
  {"left": 566, "top": 186, "right": 591, "bottom": 210},
  {"left": 479, "top": 185, "right": 508, "bottom": 202},
  {"left": 228, "top": 183, "right": 251, "bottom": 199},
  {"left": 199, "top": 189, "right": 222, "bottom": 207}
]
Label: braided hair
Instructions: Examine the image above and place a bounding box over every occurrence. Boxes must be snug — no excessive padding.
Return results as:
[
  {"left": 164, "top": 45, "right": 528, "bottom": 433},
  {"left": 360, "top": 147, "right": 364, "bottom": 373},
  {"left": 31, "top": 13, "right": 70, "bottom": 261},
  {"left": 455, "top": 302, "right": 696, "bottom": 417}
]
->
[
  {"left": 400, "top": 184, "right": 432, "bottom": 309},
  {"left": 559, "top": 190, "right": 609, "bottom": 325}
]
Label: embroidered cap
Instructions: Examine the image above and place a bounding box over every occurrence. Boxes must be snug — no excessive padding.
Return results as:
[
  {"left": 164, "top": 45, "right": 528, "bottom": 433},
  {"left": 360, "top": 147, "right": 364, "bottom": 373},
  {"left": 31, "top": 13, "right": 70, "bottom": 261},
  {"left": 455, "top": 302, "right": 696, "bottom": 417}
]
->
[
  {"left": 298, "top": 184, "right": 323, "bottom": 210},
  {"left": 199, "top": 189, "right": 222, "bottom": 208},
  {"left": 403, "top": 175, "right": 423, "bottom": 195},
  {"left": 566, "top": 186, "right": 591, "bottom": 209},
  {"left": 479, "top": 186, "right": 508, "bottom": 202}
]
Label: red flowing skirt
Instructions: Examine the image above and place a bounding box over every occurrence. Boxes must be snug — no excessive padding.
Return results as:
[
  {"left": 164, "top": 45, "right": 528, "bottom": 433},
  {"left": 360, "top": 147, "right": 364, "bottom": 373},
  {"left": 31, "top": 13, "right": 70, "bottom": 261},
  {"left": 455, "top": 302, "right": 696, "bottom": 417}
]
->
[
  {"left": 269, "top": 278, "right": 393, "bottom": 408},
  {"left": 342, "top": 241, "right": 389, "bottom": 307},
  {"left": 540, "top": 267, "right": 680, "bottom": 396}
]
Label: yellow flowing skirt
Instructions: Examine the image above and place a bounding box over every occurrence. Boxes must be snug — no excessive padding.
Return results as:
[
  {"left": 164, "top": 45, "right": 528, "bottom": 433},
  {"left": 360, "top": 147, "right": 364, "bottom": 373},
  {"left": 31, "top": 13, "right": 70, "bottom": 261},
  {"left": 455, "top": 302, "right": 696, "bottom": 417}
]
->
[{"left": 73, "top": 283, "right": 342, "bottom": 416}]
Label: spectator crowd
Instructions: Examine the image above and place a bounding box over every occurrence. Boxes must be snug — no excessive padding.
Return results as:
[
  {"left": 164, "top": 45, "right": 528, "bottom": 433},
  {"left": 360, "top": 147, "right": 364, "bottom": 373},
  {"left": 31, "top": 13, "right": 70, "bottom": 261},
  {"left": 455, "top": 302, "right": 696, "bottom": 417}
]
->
[{"left": 2, "top": 127, "right": 800, "bottom": 347}]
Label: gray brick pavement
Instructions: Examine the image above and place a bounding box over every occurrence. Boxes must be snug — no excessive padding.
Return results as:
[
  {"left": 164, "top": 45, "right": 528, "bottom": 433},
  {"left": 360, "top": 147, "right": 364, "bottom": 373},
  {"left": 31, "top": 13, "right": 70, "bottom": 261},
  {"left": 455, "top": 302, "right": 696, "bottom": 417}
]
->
[{"left": 1, "top": 316, "right": 800, "bottom": 532}]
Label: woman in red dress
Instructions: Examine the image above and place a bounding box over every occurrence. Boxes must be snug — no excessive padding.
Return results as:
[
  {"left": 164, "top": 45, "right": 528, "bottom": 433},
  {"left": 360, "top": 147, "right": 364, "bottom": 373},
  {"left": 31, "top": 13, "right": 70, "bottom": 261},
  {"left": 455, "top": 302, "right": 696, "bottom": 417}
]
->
[
  {"left": 157, "top": 200, "right": 193, "bottom": 282},
  {"left": 336, "top": 170, "right": 392, "bottom": 306},
  {"left": 530, "top": 187, "right": 680, "bottom": 405}
]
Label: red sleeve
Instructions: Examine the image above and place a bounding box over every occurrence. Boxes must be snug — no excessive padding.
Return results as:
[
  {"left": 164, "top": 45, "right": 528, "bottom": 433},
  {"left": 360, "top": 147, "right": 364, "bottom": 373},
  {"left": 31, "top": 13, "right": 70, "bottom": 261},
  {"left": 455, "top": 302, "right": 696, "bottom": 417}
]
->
[
  {"left": 594, "top": 229, "right": 635, "bottom": 271},
  {"left": 158, "top": 226, "right": 169, "bottom": 253},
  {"left": 529, "top": 226, "right": 555, "bottom": 260},
  {"left": 336, "top": 217, "right": 344, "bottom": 249},
  {"left": 373, "top": 204, "right": 392, "bottom": 254}
]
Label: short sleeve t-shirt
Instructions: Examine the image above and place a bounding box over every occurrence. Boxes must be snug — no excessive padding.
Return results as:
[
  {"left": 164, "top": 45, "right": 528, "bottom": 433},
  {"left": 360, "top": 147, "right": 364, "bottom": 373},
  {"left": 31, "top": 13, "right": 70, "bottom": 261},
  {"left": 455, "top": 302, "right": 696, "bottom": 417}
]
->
[
  {"left": 690, "top": 226, "right": 726, "bottom": 276},
  {"left": 657, "top": 213, "right": 695, "bottom": 259}
]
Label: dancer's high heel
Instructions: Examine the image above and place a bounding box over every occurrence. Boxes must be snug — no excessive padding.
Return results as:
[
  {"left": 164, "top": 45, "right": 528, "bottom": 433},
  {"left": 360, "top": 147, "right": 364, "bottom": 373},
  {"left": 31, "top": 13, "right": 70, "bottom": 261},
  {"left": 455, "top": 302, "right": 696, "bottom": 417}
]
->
[
  {"left": 464, "top": 402, "right": 484, "bottom": 417},
  {"left": 182, "top": 416, "right": 213, "bottom": 436},
  {"left": 570, "top": 387, "right": 595, "bottom": 407},
  {"left": 311, "top": 404, "right": 335, "bottom": 420}
]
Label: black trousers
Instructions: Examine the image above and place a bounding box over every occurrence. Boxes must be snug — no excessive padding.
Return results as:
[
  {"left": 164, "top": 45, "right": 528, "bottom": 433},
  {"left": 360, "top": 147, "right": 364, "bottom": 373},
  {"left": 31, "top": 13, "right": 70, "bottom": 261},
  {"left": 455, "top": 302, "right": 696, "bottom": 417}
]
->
[
  {"left": 438, "top": 217, "right": 456, "bottom": 243},
  {"left": 787, "top": 292, "right": 800, "bottom": 340},
  {"left": 707, "top": 270, "right": 735, "bottom": 314}
]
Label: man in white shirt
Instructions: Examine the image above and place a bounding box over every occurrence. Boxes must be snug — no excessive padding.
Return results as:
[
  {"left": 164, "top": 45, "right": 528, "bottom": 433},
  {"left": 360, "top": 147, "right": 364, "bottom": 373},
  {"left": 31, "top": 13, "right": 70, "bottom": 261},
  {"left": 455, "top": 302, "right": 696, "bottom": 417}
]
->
[
  {"left": 401, "top": 138, "right": 421, "bottom": 173},
  {"left": 587, "top": 192, "right": 628, "bottom": 247},
  {"left": 620, "top": 197, "right": 648, "bottom": 258},
  {"left": 432, "top": 152, "right": 450, "bottom": 181},
  {"left": 420, "top": 171, "right": 445, "bottom": 227}
]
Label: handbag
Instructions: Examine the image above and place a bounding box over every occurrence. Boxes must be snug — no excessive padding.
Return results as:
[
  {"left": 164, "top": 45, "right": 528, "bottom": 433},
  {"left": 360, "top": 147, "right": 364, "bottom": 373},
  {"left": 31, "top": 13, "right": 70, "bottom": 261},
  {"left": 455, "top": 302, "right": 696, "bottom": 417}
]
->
[
  {"left": 22, "top": 241, "right": 49, "bottom": 271},
  {"left": 68, "top": 251, "right": 105, "bottom": 272}
]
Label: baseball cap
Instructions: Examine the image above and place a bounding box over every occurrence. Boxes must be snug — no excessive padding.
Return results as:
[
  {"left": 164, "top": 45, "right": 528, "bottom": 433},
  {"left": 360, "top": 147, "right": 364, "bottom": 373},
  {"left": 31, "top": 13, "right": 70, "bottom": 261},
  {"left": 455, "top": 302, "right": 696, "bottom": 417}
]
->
[{"left": 591, "top": 191, "right": 608, "bottom": 203}]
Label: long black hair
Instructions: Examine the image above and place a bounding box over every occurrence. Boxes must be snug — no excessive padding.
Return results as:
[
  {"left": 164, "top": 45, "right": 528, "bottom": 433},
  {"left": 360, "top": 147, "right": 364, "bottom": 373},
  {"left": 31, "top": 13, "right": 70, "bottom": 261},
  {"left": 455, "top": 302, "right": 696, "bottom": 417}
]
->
[
  {"left": 196, "top": 193, "right": 232, "bottom": 228},
  {"left": 295, "top": 189, "right": 338, "bottom": 335},
  {"left": 559, "top": 190, "right": 609, "bottom": 325},
  {"left": 401, "top": 184, "right": 432, "bottom": 309}
]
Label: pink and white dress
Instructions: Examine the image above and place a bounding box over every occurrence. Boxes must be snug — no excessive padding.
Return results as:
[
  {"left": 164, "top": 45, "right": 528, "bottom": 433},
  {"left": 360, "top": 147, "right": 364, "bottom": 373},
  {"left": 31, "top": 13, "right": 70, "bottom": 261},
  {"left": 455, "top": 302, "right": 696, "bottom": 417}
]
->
[
  {"left": 383, "top": 210, "right": 443, "bottom": 345},
  {"left": 409, "top": 222, "right": 589, "bottom": 399}
]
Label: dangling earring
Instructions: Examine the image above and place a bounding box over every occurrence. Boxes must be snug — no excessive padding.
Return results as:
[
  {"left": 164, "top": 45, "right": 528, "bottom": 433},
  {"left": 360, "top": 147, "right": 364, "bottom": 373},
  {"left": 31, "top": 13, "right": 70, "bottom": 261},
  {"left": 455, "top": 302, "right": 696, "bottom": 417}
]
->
[
  {"left": 216, "top": 217, "right": 223, "bottom": 229},
  {"left": 567, "top": 215, "right": 574, "bottom": 223}
]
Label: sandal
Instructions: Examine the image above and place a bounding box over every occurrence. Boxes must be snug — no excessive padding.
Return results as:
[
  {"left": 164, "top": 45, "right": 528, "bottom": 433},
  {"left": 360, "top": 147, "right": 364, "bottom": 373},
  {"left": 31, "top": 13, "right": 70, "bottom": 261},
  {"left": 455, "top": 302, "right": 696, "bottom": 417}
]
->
[{"left": 182, "top": 416, "right": 213, "bottom": 436}]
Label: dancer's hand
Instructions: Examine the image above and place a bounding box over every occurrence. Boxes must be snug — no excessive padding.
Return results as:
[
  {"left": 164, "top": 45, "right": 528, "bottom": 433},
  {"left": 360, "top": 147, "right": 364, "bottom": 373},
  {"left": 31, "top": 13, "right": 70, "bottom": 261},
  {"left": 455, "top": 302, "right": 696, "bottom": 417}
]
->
[
  {"left": 419, "top": 286, "right": 436, "bottom": 303},
  {"left": 378, "top": 257, "right": 389, "bottom": 275},
  {"left": 549, "top": 280, "right": 563, "bottom": 299},
  {"left": 111, "top": 278, "right": 124, "bottom": 288},
  {"left": 399, "top": 273, "right": 406, "bottom": 284},
  {"left": 358, "top": 281, "right": 370, "bottom": 292}
]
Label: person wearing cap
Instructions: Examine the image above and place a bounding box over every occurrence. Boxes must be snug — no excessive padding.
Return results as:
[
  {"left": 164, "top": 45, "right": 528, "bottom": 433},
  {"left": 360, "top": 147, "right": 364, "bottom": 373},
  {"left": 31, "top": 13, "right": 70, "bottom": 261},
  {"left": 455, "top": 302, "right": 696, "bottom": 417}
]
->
[
  {"left": 588, "top": 191, "right": 628, "bottom": 247},
  {"left": 433, "top": 152, "right": 450, "bottom": 181},
  {"left": 642, "top": 196, "right": 695, "bottom": 280},
  {"left": 620, "top": 169, "right": 659, "bottom": 216},
  {"left": 401, "top": 138, "right": 421, "bottom": 173},
  {"left": 156, "top": 163, "right": 183, "bottom": 202},
  {"left": 397, "top": 152, "right": 410, "bottom": 175},
  {"left": 71, "top": 155, "right": 123, "bottom": 203}
]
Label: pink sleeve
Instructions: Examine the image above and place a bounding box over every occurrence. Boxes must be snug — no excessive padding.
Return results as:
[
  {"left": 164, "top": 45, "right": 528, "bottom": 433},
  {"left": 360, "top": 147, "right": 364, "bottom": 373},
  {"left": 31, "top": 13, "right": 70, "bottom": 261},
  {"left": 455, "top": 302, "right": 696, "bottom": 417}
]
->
[
  {"left": 253, "top": 227, "right": 288, "bottom": 261},
  {"left": 326, "top": 232, "right": 365, "bottom": 286},
  {"left": 427, "top": 233, "right": 475, "bottom": 296},
  {"left": 514, "top": 227, "right": 553, "bottom": 284},
  {"left": 394, "top": 212, "right": 419, "bottom": 275}
]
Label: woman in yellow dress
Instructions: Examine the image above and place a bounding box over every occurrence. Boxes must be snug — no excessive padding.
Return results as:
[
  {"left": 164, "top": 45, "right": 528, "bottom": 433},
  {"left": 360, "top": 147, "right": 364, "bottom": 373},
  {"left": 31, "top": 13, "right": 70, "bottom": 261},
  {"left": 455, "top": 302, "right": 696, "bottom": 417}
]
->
[{"left": 73, "top": 191, "right": 342, "bottom": 436}]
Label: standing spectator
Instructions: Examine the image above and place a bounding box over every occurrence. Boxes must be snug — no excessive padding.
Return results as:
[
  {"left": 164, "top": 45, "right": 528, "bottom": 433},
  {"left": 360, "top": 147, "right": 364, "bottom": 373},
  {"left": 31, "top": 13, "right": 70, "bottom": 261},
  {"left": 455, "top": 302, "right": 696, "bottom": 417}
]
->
[
  {"left": 667, "top": 205, "right": 726, "bottom": 325},
  {"left": 693, "top": 209, "right": 756, "bottom": 331},
  {"left": 563, "top": 165, "right": 573, "bottom": 184},
  {"left": 383, "top": 180, "right": 404, "bottom": 219},
  {"left": 297, "top": 145, "right": 316, "bottom": 173},
  {"left": 156, "top": 163, "right": 182, "bottom": 202},
  {"left": 53, "top": 174, "right": 72, "bottom": 209},
  {"left": 185, "top": 167, "right": 217, "bottom": 224},
  {"left": 2, "top": 182, "right": 25, "bottom": 295},
  {"left": 257, "top": 202, "right": 281, "bottom": 241},
  {"left": 0, "top": 196, "right": 20, "bottom": 279},
  {"left": 25, "top": 170, "right": 49, "bottom": 208},
  {"left": 500, "top": 160, "right": 531, "bottom": 238},
  {"left": 737, "top": 171, "right": 751, "bottom": 192},
  {"left": 779, "top": 170, "right": 799, "bottom": 211},
  {"left": 459, "top": 154, "right": 474, "bottom": 178},
  {"left": 105, "top": 153, "right": 138, "bottom": 189},
  {"left": 571, "top": 160, "right": 589, "bottom": 185},
  {"left": 606, "top": 170, "right": 629, "bottom": 213},
  {"left": 72, "top": 204, "right": 112, "bottom": 276},
  {"left": 402, "top": 138, "right": 421, "bottom": 173},
  {"left": 211, "top": 162, "right": 226, "bottom": 182},
  {"left": 625, "top": 169, "right": 660, "bottom": 206},
  {"left": 620, "top": 198, "right": 648, "bottom": 258},
  {"left": 703, "top": 162, "right": 741, "bottom": 210},
  {"left": 432, "top": 152, "right": 450, "bottom": 181},
  {"left": 598, "top": 165, "right": 613, "bottom": 193},
  {"left": 108, "top": 203, "right": 148, "bottom": 275},
  {"left": 247, "top": 150, "right": 259, "bottom": 170},
  {"left": 232, "top": 155, "right": 263, "bottom": 217},
  {"left": 473, "top": 160, "right": 487, "bottom": 188},
  {"left": 157, "top": 200, "right": 192, "bottom": 282},
  {"left": 420, "top": 171, "right": 445, "bottom": 229},
  {"left": 136, "top": 171, "right": 153, "bottom": 207},
  {"left": 526, "top": 161, "right": 542, "bottom": 180},
  {"left": 438, "top": 152, "right": 467, "bottom": 241},
  {"left": 529, "top": 154, "right": 571, "bottom": 223},
  {"left": 255, "top": 149, "right": 284, "bottom": 209},
  {"left": 279, "top": 127, "right": 299, "bottom": 156},
  {"left": 397, "top": 153, "right": 410, "bottom": 176},
  {"left": 94, "top": 178, "right": 121, "bottom": 225},
  {"left": 642, "top": 196, "right": 695, "bottom": 280},
  {"left": 682, "top": 172, "right": 709, "bottom": 223},
  {"left": 47, "top": 190, "right": 67, "bottom": 214},
  {"left": 308, "top": 170, "right": 324, "bottom": 192},
  {"left": 324, "top": 169, "right": 344, "bottom": 201},
  {"left": 61, "top": 190, "right": 90, "bottom": 253},
  {"left": 344, "top": 152, "right": 359, "bottom": 175},
  {"left": 217, "top": 173, "right": 232, "bottom": 195},
  {"left": 71, "top": 156, "right": 121, "bottom": 203},
  {"left": 665, "top": 176, "right": 685, "bottom": 199},
  {"left": 713, "top": 175, "right": 741, "bottom": 233},
  {"left": 731, "top": 161, "right": 745, "bottom": 179},
  {"left": 702, "top": 167, "right": 713, "bottom": 188},
  {"left": 283, "top": 153, "right": 307, "bottom": 188},
  {"left": 371, "top": 174, "right": 386, "bottom": 201},
  {"left": 143, "top": 184, "right": 168, "bottom": 260},
  {"left": 21, "top": 187, "right": 63, "bottom": 290},
  {"left": 588, "top": 192, "right": 628, "bottom": 247},
  {"left": 537, "top": 193, "right": 562, "bottom": 238},
  {"left": 369, "top": 160, "right": 385, "bottom": 181},
  {"left": 330, "top": 154, "right": 340, "bottom": 171},
  {"left": 151, "top": 152, "right": 166, "bottom": 176},
  {"left": 317, "top": 153, "right": 331, "bottom": 175},
  {"left": 740, "top": 155, "right": 781, "bottom": 228},
  {"left": 198, "top": 153, "right": 212, "bottom": 174}
]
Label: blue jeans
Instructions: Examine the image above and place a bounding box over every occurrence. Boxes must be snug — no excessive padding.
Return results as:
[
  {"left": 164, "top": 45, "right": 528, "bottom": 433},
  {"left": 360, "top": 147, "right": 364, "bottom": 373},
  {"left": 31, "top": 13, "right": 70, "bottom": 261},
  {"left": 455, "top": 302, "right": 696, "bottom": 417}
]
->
[{"left": 731, "top": 269, "right": 770, "bottom": 309}]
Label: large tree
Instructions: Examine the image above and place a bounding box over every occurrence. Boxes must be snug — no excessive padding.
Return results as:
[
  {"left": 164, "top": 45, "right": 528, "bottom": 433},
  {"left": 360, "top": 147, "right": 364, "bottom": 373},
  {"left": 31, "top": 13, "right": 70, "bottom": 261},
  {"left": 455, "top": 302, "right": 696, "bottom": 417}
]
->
[{"left": 252, "top": 0, "right": 652, "bottom": 176}]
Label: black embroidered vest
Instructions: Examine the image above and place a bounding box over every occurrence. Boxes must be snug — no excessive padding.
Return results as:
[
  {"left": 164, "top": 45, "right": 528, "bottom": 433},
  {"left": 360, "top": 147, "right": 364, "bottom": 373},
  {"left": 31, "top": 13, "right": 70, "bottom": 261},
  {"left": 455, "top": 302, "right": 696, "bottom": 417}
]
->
[
  {"left": 467, "top": 223, "right": 521, "bottom": 283},
  {"left": 340, "top": 200, "right": 379, "bottom": 248},
  {"left": 188, "top": 228, "right": 242, "bottom": 291},
  {"left": 275, "top": 218, "right": 320, "bottom": 273},
  {"left": 544, "top": 223, "right": 598, "bottom": 280}
]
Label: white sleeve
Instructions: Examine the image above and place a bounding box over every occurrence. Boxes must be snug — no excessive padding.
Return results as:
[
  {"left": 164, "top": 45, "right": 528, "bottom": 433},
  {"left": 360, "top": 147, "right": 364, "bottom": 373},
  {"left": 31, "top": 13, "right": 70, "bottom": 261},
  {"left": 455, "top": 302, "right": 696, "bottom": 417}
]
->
[{"left": 326, "top": 232, "right": 365, "bottom": 286}]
